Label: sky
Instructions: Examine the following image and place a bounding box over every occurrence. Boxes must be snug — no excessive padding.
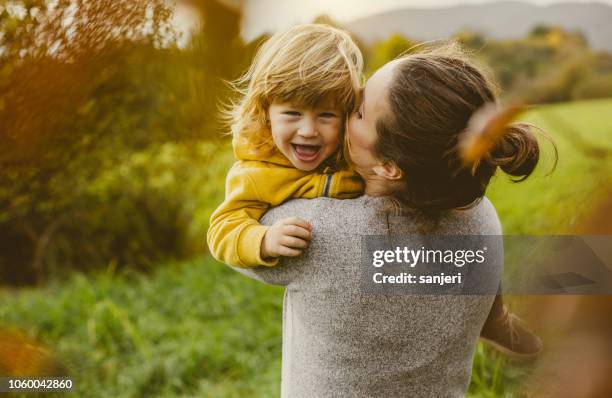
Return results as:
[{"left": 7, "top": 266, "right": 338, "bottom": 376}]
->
[
  {"left": 239, "top": 0, "right": 612, "bottom": 40},
  {"left": 173, "top": 0, "right": 612, "bottom": 44}
]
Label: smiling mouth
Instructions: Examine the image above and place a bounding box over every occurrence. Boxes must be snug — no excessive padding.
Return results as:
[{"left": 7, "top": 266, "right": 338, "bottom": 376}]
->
[{"left": 291, "top": 144, "right": 321, "bottom": 162}]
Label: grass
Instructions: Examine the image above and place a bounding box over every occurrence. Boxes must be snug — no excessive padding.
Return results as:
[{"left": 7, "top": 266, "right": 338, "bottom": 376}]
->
[
  {"left": 1, "top": 98, "right": 611, "bottom": 397},
  {"left": 1, "top": 259, "right": 284, "bottom": 397},
  {"left": 487, "top": 98, "right": 612, "bottom": 234}
]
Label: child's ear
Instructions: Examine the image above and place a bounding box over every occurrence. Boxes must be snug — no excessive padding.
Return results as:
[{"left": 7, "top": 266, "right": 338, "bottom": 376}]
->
[{"left": 373, "top": 161, "right": 403, "bottom": 181}]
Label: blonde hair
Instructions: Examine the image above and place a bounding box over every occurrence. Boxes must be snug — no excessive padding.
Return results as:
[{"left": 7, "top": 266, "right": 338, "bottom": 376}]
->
[{"left": 227, "top": 24, "right": 363, "bottom": 156}]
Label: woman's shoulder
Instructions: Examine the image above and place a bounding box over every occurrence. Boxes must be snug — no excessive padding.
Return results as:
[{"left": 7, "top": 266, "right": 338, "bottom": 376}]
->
[
  {"left": 261, "top": 196, "right": 387, "bottom": 232},
  {"left": 383, "top": 196, "right": 502, "bottom": 236},
  {"left": 262, "top": 195, "right": 502, "bottom": 236},
  {"left": 440, "top": 197, "right": 502, "bottom": 235}
]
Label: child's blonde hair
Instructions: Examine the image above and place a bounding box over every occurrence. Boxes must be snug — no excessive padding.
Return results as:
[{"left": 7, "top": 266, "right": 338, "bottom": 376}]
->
[{"left": 228, "top": 24, "right": 363, "bottom": 156}]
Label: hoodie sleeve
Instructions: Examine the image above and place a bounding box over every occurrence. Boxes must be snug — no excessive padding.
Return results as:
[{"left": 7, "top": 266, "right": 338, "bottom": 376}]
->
[{"left": 206, "top": 162, "right": 277, "bottom": 268}]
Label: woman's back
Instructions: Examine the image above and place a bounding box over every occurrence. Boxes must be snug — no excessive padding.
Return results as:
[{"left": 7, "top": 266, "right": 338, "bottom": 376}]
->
[{"left": 239, "top": 195, "right": 502, "bottom": 397}]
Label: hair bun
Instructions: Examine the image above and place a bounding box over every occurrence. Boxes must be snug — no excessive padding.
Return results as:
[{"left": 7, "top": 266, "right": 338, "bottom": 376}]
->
[
  {"left": 458, "top": 102, "right": 540, "bottom": 181},
  {"left": 490, "top": 124, "right": 539, "bottom": 181},
  {"left": 459, "top": 103, "right": 526, "bottom": 167}
]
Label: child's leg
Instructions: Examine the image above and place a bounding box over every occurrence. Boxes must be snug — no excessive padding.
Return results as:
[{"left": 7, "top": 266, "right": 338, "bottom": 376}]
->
[
  {"left": 480, "top": 291, "right": 543, "bottom": 358},
  {"left": 483, "top": 293, "right": 505, "bottom": 326}
]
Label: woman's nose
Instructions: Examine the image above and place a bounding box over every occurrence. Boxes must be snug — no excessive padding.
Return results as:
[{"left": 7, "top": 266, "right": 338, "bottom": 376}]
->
[{"left": 297, "top": 118, "right": 318, "bottom": 138}]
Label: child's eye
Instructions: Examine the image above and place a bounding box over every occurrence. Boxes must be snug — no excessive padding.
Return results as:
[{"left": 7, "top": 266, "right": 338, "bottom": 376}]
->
[
  {"left": 283, "top": 111, "right": 301, "bottom": 117},
  {"left": 319, "top": 112, "right": 338, "bottom": 118}
]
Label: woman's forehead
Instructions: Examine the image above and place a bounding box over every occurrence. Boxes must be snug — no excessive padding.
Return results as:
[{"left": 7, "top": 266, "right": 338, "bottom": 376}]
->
[{"left": 363, "top": 59, "right": 399, "bottom": 115}]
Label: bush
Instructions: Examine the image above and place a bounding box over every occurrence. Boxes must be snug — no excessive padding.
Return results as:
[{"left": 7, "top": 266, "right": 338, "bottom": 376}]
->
[
  {"left": 0, "top": 141, "right": 234, "bottom": 285},
  {"left": 572, "top": 73, "right": 612, "bottom": 100},
  {"left": 0, "top": 1, "right": 246, "bottom": 286},
  {"left": 516, "top": 56, "right": 593, "bottom": 103},
  {"left": 366, "top": 34, "right": 417, "bottom": 76}
]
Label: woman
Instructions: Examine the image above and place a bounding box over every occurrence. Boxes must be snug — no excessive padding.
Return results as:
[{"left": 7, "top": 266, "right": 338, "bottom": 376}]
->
[{"left": 233, "top": 45, "right": 547, "bottom": 397}]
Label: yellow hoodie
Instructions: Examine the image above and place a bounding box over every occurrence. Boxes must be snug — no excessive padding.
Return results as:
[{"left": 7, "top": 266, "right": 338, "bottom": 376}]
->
[{"left": 206, "top": 138, "right": 364, "bottom": 268}]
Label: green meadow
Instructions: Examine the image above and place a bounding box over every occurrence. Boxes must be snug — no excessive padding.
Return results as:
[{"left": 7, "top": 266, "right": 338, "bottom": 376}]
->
[
  {"left": 488, "top": 98, "right": 612, "bottom": 234},
  {"left": 1, "top": 98, "right": 611, "bottom": 397}
]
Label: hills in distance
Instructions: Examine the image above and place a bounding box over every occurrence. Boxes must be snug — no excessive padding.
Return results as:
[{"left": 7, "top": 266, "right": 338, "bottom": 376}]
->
[{"left": 346, "top": 1, "right": 612, "bottom": 51}]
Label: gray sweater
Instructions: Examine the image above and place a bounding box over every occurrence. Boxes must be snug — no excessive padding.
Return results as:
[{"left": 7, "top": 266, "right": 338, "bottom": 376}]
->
[{"left": 234, "top": 195, "right": 502, "bottom": 398}]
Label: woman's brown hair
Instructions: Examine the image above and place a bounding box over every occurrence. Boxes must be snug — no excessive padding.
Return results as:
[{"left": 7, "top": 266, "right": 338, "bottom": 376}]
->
[{"left": 375, "top": 43, "right": 555, "bottom": 211}]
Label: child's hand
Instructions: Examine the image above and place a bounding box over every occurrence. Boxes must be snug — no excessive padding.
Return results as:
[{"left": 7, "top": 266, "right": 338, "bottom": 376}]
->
[{"left": 261, "top": 217, "right": 312, "bottom": 259}]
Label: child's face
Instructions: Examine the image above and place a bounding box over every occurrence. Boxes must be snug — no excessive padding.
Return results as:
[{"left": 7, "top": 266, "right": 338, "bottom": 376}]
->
[{"left": 268, "top": 97, "right": 343, "bottom": 171}]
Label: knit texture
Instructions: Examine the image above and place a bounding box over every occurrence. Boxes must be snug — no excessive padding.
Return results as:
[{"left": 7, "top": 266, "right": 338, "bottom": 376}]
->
[{"left": 233, "top": 195, "right": 502, "bottom": 397}]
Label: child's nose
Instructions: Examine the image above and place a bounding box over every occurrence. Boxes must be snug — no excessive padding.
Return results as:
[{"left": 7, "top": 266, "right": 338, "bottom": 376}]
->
[{"left": 297, "top": 118, "right": 318, "bottom": 138}]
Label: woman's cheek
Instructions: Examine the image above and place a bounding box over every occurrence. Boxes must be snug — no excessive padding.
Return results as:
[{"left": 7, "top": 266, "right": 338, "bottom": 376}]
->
[{"left": 348, "top": 123, "right": 368, "bottom": 149}]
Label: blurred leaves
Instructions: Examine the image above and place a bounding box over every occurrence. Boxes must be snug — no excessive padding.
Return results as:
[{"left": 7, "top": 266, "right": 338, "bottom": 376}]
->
[
  {"left": 460, "top": 26, "right": 612, "bottom": 103},
  {"left": 0, "top": 326, "right": 66, "bottom": 377},
  {"left": 365, "top": 33, "right": 417, "bottom": 76},
  {"left": 0, "top": 0, "right": 246, "bottom": 285},
  {"left": 0, "top": 139, "right": 235, "bottom": 285},
  {"left": 365, "top": 25, "right": 612, "bottom": 103}
]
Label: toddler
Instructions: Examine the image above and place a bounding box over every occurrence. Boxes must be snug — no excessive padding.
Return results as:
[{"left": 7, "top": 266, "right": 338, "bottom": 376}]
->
[{"left": 207, "top": 24, "right": 364, "bottom": 268}]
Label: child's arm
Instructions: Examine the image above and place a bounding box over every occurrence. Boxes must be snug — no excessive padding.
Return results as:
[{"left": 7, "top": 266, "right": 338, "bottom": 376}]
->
[
  {"left": 261, "top": 217, "right": 311, "bottom": 259},
  {"left": 207, "top": 162, "right": 313, "bottom": 268},
  {"left": 207, "top": 162, "right": 362, "bottom": 268}
]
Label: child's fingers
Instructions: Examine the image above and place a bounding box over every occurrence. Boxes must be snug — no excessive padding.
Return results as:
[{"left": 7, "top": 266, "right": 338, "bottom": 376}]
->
[
  {"left": 282, "top": 217, "right": 312, "bottom": 231},
  {"left": 280, "top": 235, "right": 309, "bottom": 249},
  {"left": 281, "top": 224, "right": 311, "bottom": 240},
  {"left": 277, "top": 245, "right": 303, "bottom": 257}
]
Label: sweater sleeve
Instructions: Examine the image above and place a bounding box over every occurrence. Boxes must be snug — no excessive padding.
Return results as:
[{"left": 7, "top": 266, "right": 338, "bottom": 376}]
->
[
  {"left": 206, "top": 163, "right": 277, "bottom": 268},
  {"left": 229, "top": 263, "right": 296, "bottom": 287}
]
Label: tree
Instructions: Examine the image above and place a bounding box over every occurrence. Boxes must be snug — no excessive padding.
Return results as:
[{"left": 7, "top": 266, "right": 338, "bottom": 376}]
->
[
  {"left": 0, "top": 0, "right": 175, "bottom": 284},
  {"left": 366, "top": 34, "right": 417, "bottom": 76},
  {"left": 0, "top": 0, "right": 255, "bottom": 285}
]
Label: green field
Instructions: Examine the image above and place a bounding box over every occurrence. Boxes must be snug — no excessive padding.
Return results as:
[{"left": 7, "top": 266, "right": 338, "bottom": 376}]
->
[
  {"left": 1, "top": 99, "right": 611, "bottom": 397},
  {"left": 488, "top": 98, "right": 612, "bottom": 234}
]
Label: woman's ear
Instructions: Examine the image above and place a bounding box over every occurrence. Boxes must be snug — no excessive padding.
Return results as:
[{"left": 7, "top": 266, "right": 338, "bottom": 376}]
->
[{"left": 373, "top": 161, "right": 403, "bottom": 180}]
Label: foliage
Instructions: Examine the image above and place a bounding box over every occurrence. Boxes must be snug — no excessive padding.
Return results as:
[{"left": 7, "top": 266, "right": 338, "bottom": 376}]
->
[
  {"left": 0, "top": 0, "right": 178, "bottom": 284},
  {"left": 465, "top": 26, "right": 612, "bottom": 103},
  {"left": 0, "top": 1, "right": 246, "bottom": 284},
  {"left": 365, "top": 33, "right": 417, "bottom": 76},
  {"left": 0, "top": 139, "right": 235, "bottom": 285},
  {"left": 572, "top": 72, "right": 612, "bottom": 100},
  {"left": 366, "top": 25, "right": 612, "bottom": 103}
]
